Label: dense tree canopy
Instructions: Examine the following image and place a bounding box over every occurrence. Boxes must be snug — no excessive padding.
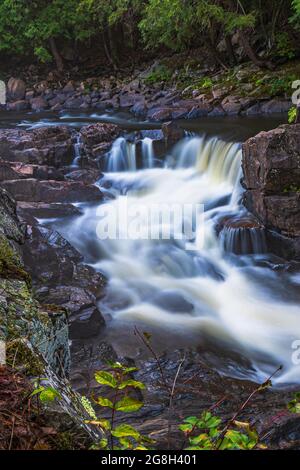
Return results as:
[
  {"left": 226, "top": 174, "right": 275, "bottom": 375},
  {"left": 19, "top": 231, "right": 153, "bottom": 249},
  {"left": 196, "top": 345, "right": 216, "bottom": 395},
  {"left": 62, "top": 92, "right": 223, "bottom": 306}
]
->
[{"left": 0, "top": 0, "right": 299, "bottom": 71}]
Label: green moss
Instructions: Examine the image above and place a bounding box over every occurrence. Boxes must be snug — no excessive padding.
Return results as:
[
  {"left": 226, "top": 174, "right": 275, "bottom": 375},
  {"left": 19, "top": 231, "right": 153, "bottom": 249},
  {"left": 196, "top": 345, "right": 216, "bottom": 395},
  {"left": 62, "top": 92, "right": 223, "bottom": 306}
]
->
[
  {"left": 283, "top": 185, "right": 300, "bottom": 193},
  {"left": 0, "top": 235, "right": 31, "bottom": 286},
  {"left": 6, "top": 339, "right": 44, "bottom": 376}
]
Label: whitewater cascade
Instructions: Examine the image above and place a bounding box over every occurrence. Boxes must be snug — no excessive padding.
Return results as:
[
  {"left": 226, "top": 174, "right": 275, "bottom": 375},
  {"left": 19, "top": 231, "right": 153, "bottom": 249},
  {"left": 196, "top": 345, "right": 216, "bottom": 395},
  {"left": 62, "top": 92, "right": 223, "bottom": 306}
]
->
[{"left": 52, "top": 134, "right": 300, "bottom": 385}]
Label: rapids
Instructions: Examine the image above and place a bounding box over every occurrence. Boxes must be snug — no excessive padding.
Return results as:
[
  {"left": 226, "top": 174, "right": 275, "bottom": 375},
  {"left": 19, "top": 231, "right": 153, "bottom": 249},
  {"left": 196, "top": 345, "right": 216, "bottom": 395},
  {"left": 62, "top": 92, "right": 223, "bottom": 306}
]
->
[{"left": 48, "top": 131, "right": 300, "bottom": 386}]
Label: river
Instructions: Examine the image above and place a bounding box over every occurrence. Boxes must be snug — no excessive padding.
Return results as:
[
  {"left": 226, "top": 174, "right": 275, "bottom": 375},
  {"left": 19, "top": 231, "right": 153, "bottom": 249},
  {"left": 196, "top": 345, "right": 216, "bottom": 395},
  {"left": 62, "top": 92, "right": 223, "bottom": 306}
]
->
[{"left": 2, "top": 110, "right": 300, "bottom": 386}]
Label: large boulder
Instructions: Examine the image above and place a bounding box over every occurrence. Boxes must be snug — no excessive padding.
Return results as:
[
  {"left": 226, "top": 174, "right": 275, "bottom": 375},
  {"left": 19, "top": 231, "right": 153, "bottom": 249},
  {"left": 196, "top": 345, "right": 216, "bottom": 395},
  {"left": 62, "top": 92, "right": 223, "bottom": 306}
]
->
[
  {"left": 0, "top": 127, "right": 74, "bottom": 167},
  {"left": 242, "top": 124, "right": 300, "bottom": 259},
  {"left": 7, "top": 78, "right": 26, "bottom": 101},
  {"left": 243, "top": 125, "right": 300, "bottom": 193}
]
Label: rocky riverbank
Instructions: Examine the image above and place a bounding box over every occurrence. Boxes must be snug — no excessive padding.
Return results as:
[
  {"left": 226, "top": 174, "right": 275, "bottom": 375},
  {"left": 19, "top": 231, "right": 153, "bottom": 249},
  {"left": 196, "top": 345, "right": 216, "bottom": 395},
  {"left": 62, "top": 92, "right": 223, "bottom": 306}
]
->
[{"left": 2, "top": 58, "right": 295, "bottom": 121}]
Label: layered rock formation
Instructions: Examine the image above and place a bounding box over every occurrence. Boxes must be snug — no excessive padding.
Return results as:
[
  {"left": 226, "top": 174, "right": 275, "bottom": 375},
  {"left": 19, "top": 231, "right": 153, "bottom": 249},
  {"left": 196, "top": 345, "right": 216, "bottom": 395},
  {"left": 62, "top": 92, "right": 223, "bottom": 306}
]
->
[{"left": 242, "top": 124, "right": 300, "bottom": 260}]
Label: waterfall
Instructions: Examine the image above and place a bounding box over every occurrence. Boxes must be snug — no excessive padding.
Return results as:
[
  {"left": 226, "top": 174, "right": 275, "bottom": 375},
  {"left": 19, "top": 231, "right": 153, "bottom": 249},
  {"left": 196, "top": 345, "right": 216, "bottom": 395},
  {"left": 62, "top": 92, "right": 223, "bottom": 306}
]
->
[
  {"left": 52, "top": 133, "right": 300, "bottom": 385},
  {"left": 220, "top": 226, "right": 267, "bottom": 255},
  {"left": 71, "top": 134, "right": 82, "bottom": 168},
  {"left": 105, "top": 137, "right": 157, "bottom": 172},
  {"left": 142, "top": 137, "right": 154, "bottom": 169}
]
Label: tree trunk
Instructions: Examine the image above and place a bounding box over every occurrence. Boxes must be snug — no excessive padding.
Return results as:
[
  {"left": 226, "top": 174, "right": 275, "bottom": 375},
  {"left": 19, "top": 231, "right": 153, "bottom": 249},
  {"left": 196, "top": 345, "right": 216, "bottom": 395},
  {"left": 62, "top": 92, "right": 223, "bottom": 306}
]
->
[
  {"left": 225, "top": 36, "right": 236, "bottom": 65},
  {"left": 102, "top": 31, "right": 118, "bottom": 71},
  {"left": 49, "top": 37, "right": 64, "bottom": 72},
  {"left": 238, "top": 29, "right": 275, "bottom": 70}
]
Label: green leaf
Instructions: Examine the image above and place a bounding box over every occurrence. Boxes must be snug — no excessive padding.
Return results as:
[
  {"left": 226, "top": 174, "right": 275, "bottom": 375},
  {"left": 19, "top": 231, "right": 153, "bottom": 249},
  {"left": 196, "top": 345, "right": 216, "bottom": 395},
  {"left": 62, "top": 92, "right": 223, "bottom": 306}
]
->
[
  {"left": 99, "top": 438, "right": 109, "bottom": 450},
  {"left": 183, "top": 416, "right": 199, "bottom": 425},
  {"left": 39, "top": 387, "right": 61, "bottom": 403},
  {"left": 179, "top": 423, "right": 193, "bottom": 433},
  {"left": 112, "top": 424, "right": 140, "bottom": 439},
  {"left": 30, "top": 386, "right": 45, "bottom": 398},
  {"left": 96, "top": 396, "right": 114, "bottom": 408},
  {"left": 95, "top": 371, "right": 118, "bottom": 388},
  {"left": 119, "top": 379, "right": 145, "bottom": 390},
  {"left": 115, "top": 396, "right": 143, "bottom": 413}
]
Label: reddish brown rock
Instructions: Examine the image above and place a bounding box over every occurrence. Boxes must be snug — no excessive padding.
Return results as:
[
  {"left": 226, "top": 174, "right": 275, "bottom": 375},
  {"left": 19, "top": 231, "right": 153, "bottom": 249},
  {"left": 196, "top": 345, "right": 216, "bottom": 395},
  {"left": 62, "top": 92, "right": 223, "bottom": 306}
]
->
[
  {"left": 79, "top": 123, "right": 121, "bottom": 160},
  {"left": 1, "top": 178, "right": 102, "bottom": 203},
  {"left": 242, "top": 124, "right": 300, "bottom": 258},
  {"left": 242, "top": 125, "right": 300, "bottom": 193},
  {"left": 0, "top": 127, "right": 73, "bottom": 166}
]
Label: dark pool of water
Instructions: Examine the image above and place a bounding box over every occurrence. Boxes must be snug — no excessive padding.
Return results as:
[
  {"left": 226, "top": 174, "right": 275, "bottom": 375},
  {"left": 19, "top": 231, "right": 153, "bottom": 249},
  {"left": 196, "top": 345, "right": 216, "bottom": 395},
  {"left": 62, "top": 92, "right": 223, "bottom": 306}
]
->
[{"left": 0, "top": 108, "right": 287, "bottom": 142}]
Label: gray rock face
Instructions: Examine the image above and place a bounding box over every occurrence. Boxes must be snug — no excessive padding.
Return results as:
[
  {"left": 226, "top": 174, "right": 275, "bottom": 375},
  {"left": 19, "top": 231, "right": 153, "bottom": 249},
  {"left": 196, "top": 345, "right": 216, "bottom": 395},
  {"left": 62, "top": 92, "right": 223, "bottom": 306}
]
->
[
  {"left": 242, "top": 124, "right": 300, "bottom": 259},
  {"left": 0, "top": 187, "right": 70, "bottom": 376}
]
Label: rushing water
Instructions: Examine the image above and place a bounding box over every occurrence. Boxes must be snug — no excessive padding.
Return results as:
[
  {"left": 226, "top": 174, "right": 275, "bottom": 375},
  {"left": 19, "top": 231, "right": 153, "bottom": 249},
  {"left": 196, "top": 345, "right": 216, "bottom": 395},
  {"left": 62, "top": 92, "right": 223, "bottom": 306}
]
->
[{"left": 48, "top": 128, "right": 300, "bottom": 386}]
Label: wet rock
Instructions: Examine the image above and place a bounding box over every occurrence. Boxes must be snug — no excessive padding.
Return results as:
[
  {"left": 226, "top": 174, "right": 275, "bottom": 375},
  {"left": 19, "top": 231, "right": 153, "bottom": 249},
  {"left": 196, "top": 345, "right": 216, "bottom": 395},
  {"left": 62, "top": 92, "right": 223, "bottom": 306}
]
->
[
  {"left": 152, "top": 291, "right": 194, "bottom": 313},
  {"left": 208, "top": 105, "right": 227, "bottom": 117},
  {"left": 221, "top": 95, "right": 242, "bottom": 115},
  {"left": 131, "top": 100, "right": 148, "bottom": 116},
  {"left": 63, "top": 81, "right": 75, "bottom": 93},
  {"left": 0, "top": 187, "right": 25, "bottom": 244},
  {"left": 261, "top": 99, "right": 291, "bottom": 114},
  {"left": 245, "top": 103, "right": 262, "bottom": 116},
  {"left": 244, "top": 191, "right": 300, "bottom": 238},
  {"left": 23, "top": 224, "right": 105, "bottom": 294},
  {"left": 30, "top": 96, "right": 48, "bottom": 111},
  {"left": 80, "top": 123, "right": 121, "bottom": 160},
  {"left": 5, "top": 163, "right": 65, "bottom": 181},
  {"left": 7, "top": 77, "right": 26, "bottom": 101},
  {"left": 65, "top": 96, "right": 84, "bottom": 109},
  {"left": 17, "top": 201, "right": 82, "bottom": 220},
  {"left": 0, "top": 160, "right": 21, "bottom": 181},
  {"left": 119, "top": 93, "right": 143, "bottom": 108},
  {"left": 7, "top": 100, "right": 29, "bottom": 111},
  {"left": 0, "top": 127, "right": 73, "bottom": 167},
  {"left": 268, "top": 416, "right": 300, "bottom": 450},
  {"left": 147, "top": 107, "right": 173, "bottom": 121},
  {"left": 69, "top": 306, "right": 105, "bottom": 340},
  {"left": 243, "top": 125, "right": 300, "bottom": 194},
  {"left": 243, "top": 124, "right": 300, "bottom": 258},
  {"left": 162, "top": 121, "right": 185, "bottom": 142},
  {"left": 1, "top": 178, "right": 102, "bottom": 203},
  {"left": 65, "top": 169, "right": 103, "bottom": 185}
]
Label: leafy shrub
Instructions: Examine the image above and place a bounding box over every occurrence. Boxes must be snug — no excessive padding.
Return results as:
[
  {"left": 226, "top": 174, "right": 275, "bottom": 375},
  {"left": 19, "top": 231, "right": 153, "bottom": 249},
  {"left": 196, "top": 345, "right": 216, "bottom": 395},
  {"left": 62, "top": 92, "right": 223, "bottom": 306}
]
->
[
  {"left": 144, "top": 65, "right": 173, "bottom": 85},
  {"left": 179, "top": 411, "right": 263, "bottom": 450},
  {"left": 288, "top": 392, "right": 300, "bottom": 413},
  {"left": 83, "top": 362, "right": 153, "bottom": 450}
]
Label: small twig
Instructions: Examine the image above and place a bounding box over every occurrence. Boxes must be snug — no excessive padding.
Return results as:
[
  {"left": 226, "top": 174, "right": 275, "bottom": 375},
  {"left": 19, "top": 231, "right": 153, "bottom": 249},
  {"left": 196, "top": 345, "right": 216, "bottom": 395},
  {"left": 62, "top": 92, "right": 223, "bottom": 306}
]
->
[
  {"left": 215, "top": 365, "right": 283, "bottom": 450},
  {"left": 8, "top": 416, "right": 15, "bottom": 450},
  {"left": 167, "top": 355, "right": 185, "bottom": 450},
  {"left": 134, "top": 326, "right": 170, "bottom": 392}
]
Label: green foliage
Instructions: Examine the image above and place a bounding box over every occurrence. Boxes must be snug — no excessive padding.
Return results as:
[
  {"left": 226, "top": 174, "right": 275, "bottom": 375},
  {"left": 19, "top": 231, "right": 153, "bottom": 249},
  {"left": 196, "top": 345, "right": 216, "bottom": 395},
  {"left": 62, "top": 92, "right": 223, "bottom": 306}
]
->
[
  {"left": 144, "top": 65, "right": 173, "bottom": 84},
  {"left": 275, "top": 32, "right": 296, "bottom": 59},
  {"left": 180, "top": 411, "right": 263, "bottom": 450},
  {"left": 86, "top": 361, "right": 151, "bottom": 450},
  {"left": 30, "top": 379, "right": 61, "bottom": 403},
  {"left": 0, "top": 0, "right": 299, "bottom": 68},
  {"left": 287, "top": 392, "right": 300, "bottom": 413},
  {"left": 288, "top": 105, "right": 298, "bottom": 123}
]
